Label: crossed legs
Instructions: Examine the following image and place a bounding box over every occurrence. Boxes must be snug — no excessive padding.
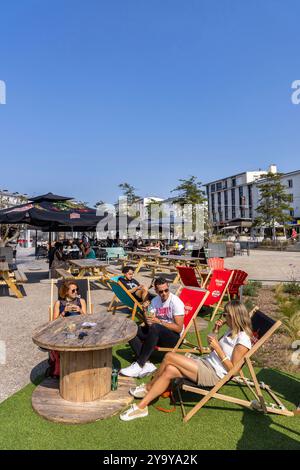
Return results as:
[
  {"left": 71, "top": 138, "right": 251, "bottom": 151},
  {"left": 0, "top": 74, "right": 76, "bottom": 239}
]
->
[{"left": 138, "top": 352, "right": 199, "bottom": 410}]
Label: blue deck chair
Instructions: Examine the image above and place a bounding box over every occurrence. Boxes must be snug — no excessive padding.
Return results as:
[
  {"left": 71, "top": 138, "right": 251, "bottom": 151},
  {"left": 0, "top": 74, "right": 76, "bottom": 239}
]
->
[{"left": 106, "top": 276, "right": 144, "bottom": 321}]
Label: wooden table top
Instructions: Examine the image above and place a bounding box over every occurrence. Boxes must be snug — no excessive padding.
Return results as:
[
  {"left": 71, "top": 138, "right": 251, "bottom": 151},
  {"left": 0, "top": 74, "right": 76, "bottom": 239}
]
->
[
  {"left": 69, "top": 259, "right": 108, "bottom": 268},
  {"left": 32, "top": 312, "right": 138, "bottom": 352},
  {"left": 162, "top": 255, "right": 204, "bottom": 262},
  {"left": 128, "top": 251, "right": 161, "bottom": 258},
  {"left": 0, "top": 261, "right": 9, "bottom": 272}
]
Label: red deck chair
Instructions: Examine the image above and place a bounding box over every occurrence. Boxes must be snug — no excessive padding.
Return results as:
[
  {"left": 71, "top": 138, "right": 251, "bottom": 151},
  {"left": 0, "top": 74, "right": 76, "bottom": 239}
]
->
[
  {"left": 176, "top": 265, "right": 212, "bottom": 292},
  {"left": 208, "top": 257, "right": 224, "bottom": 270},
  {"left": 156, "top": 288, "right": 210, "bottom": 355},
  {"left": 227, "top": 270, "right": 248, "bottom": 299},
  {"left": 204, "top": 269, "right": 234, "bottom": 321}
]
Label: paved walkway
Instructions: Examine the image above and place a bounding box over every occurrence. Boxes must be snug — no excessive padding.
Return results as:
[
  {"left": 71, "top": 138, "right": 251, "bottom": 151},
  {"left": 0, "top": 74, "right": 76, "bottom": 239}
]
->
[{"left": 225, "top": 250, "right": 300, "bottom": 282}]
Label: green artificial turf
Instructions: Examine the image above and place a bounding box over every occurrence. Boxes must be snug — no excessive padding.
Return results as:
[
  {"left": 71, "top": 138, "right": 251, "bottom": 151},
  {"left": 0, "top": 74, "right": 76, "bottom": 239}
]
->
[{"left": 0, "top": 327, "right": 299, "bottom": 450}]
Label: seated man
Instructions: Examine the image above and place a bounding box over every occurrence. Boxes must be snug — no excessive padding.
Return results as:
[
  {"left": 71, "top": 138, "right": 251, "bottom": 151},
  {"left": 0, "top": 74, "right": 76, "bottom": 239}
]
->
[
  {"left": 120, "top": 277, "right": 185, "bottom": 378},
  {"left": 119, "top": 266, "right": 150, "bottom": 302}
]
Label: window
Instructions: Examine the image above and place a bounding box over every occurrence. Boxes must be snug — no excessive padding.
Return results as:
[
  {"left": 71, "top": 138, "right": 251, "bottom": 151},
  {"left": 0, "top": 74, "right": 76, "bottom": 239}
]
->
[
  {"left": 231, "top": 188, "right": 236, "bottom": 218},
  {"left": 206, "top": 186, "right": 209, "bottom": 196},
  {"left": 211, "top": 194, "right": 215, "bottom": 219},
  {"left": 224, "top": 191, "right": 228, "bottom": 220},
  {"left": 232, "top": 178, "right": 236, "bottom": 187},
  {"left": 289, "top": 194, "right": 294, "bottom": 203},
  {"left": 211, "top": 184, "right": 216, "bottom": 193},
  {"left": 223, "top": 180, "right": 228, "bottom": 189},
  {"left": 217, "top": 192, "right": 222, "bottom": 206},
  {"left": 290, "top": 209, "right": 295, "bottom": 217},
  {"left": 288, "top": 179, "right": 293, "bottom": 188},
  {"left": 216, "top": 182, "right": 222, "bottom": 191}
]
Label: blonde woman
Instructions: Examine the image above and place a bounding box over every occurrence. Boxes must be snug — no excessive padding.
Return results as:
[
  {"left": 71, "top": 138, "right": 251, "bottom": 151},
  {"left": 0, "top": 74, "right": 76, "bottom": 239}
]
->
[{"left": 120, "top": 300, "right": 253, "bottom": 421}]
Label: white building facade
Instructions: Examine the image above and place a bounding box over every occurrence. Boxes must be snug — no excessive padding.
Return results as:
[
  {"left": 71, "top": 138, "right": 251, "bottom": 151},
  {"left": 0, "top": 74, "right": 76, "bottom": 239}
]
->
[
  {"left": 204, "top": 169, "right": 267, "bottom": 231},
  {"left": 205, "top": 165, "right": 300, "bottom": 233}
]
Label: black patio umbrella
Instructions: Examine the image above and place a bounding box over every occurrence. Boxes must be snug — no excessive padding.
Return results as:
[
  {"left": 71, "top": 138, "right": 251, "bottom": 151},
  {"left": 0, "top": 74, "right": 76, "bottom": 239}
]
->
[
  {"left": 0, "top": 192, "right": 131, "bottom": 252},
  {"left": 0, "top": 193, "right": 115, "bottom": 256}
]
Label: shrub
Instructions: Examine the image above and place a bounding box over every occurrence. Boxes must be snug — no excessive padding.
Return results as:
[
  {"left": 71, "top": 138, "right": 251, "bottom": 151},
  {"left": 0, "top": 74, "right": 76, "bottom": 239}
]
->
[
  {"left": 282, "top": 281, "right": 300, "bottom": 295},
  {"left": 243, "top": 280, "right": 262, "bottom": 297},
  {"left": 280, "top": 312, "right": 300, "bottom": 342}
]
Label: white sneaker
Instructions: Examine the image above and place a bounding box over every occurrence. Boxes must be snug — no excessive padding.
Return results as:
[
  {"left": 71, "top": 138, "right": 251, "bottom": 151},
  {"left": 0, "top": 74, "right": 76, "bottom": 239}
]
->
[
  {"left": 129, "top": 383, "right": 148, "bottom": 399},
  {"left": 119, "top": 362, "right": 143, "bottom": 378},
  {"left": 139, "top": 361, "right": 157, "bottom": 378},
  {"left": 120, "top": 404, "right": 148, "bottom": 421}
]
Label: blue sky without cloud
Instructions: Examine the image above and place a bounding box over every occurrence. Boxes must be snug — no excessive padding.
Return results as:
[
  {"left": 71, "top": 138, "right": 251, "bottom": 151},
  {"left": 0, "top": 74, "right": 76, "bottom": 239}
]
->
[{"left": 1, "top": 0, "right": 300, "bottom": 205}]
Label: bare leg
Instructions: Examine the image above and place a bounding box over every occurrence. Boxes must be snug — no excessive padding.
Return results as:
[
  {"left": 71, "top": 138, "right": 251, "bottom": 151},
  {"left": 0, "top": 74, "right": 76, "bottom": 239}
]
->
[
  {"left": 139, "top": 353, "right": 199, "bottom": 409},
  {"left": 145, "top": 352, "right": 197, "bottom": 391},
  {"left": 135, "top": 287, "right": 150, "bottom": 302}
]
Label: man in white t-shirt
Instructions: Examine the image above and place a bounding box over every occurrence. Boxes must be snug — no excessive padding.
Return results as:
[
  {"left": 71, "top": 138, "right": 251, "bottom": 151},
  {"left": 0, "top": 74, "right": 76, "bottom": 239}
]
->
[{"left": 120, "top": 277, "right": 185, "bottom": 378}]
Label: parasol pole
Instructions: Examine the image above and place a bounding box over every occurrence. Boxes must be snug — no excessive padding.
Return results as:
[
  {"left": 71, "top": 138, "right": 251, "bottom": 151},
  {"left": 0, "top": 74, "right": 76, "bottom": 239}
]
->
[
  {"left": 48, "top": 230, "right": 52, "bottom": 266},
  {"left": 35, "top": 229, "right": 38, "bottom": 256}
]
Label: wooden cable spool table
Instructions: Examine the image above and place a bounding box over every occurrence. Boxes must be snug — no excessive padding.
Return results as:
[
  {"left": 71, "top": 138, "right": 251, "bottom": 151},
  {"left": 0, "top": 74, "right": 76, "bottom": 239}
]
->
[{"left": 32, "top": 311, "right": 137, "bottom": 424}]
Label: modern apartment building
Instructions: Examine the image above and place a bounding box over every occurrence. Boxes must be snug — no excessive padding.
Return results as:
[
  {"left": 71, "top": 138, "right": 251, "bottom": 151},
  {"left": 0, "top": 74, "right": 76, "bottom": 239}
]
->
[
  {"left": 204, "top": 168, "right": 269, "bottom": 230},
  {"left": 205, "top": 165, "right": 300, "bottom": 232}
]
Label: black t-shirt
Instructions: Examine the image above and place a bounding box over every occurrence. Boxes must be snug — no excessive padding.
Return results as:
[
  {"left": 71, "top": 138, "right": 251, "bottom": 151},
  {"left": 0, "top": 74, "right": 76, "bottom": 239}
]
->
[{"left": 119, "top": 277, "right": 140, "bottom": 291}]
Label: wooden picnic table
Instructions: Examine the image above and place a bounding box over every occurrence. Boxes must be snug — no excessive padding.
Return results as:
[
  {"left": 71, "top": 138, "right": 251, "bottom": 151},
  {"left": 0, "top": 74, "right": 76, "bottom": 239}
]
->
[
  {"left": 69, "top": 259, "right": 112, "bottom": 279},
  {"left": 0, "top": 261, "right": 23, "bottom": 298},
  {"left": 32, "top": 311, "right": 137, "bottom": 424}
]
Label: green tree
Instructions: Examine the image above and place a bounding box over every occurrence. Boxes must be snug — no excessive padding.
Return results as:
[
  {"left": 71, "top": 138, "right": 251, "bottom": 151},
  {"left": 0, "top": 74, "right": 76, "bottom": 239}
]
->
[
  {"left": 118, "top": 183, "right": 139, "bottom": 205},
  {"left": 0, "top": 194, "right": 27, "bottom": 247},
  {"left": 253, "top": 172, "right": 293, "bottom": 240},
  {"left": 171, "top": 176, "right": 207, "bottom": 238}
]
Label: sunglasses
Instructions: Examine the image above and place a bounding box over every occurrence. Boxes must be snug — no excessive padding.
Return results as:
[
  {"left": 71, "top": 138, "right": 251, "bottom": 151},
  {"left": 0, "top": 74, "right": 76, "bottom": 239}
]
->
[
  {"left": 158, "top": 288, "right": 169, "bottom": 294},
  {"left": 70, "top": 288, "right": 79, "bottom": 293}
]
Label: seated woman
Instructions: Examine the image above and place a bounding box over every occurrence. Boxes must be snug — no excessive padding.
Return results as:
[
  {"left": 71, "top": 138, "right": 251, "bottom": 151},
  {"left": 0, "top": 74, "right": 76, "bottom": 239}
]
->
[
  {"left": 82, "top": 242, "right": 96, "bottom": 259},
  {"left": 120, "top": 300, "right": 253, "bottom": 421},
  {"left": 47, "top": 281, "right": 87, "bottom": 378}
]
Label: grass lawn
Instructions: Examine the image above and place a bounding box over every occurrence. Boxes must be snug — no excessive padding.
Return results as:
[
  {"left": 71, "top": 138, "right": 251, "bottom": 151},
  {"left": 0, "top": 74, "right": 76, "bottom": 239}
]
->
[{"left": 0, "top": 328, "right": 299, "bottom": 450}]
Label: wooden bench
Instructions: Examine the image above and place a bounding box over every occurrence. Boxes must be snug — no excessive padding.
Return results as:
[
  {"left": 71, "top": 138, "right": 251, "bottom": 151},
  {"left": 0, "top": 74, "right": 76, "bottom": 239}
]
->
[
  {"left": 14, "top": 269, "right": 28, "bottom": 283},
  {"left": 105, "top": 266, "right": 121, "bottom": 276},
  {"left": 55, "top": 269, "right": 75, "bottom": 279}
]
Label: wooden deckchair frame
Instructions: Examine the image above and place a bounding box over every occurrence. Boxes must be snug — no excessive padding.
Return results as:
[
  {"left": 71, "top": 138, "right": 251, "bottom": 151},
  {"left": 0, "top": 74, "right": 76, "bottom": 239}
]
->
[
  {"left": 207, "top": 269, "right": 234, "bottom": 322},
  {"left": 156, "top": 289, "right": 210, "bottom": 355},
  {"left": 107, "top": 279, "right": 144, "bottom": 321},
  {"left": 49, "top": 278, "right": 93, "bottom": 321},
  {"left": 176, "top": 307, "right": 294, "bottom": 422}
]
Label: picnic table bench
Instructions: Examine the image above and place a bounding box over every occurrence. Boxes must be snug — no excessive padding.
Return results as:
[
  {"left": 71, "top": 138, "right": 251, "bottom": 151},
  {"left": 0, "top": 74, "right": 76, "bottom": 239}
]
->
[
  {"left": 55, "top": 268, "right": 75, "bottom": 279},
  {"left": 0, "top": 261, "right": 25, "bottom": 298},
  {"left": 14, "top": 268, "right": 28, "bottom": 283}
]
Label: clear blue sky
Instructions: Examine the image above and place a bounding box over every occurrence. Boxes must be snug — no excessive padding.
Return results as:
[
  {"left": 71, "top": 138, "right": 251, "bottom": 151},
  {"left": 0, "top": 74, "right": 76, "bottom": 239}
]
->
[{"left": 1, "top": 0, "right": 300, "bottom": 206}]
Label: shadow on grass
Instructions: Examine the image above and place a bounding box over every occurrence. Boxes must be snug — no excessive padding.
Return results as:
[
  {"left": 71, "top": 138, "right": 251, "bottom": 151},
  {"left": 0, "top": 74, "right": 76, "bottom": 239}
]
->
[
  {"left": 237, "top": 412, "right": 300, "bottom": 450},
  {"left": 30, "top": 360, "right": 49, "bottom": 386},
  {"left": 175, "top": 368, "right": 300, "bottom": 450}
]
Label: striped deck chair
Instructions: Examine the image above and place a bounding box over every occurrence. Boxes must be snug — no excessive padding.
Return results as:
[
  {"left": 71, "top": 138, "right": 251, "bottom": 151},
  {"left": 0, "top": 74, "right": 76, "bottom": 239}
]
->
[
  {"left": 177, "top": 307, "right": 294, "bottom": 422},
  {"left": 106, "top": 276, "right": 144, "bottom": 321},
  {"left": 208, "top": 257, "right": 224, "bottom": 270}
]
